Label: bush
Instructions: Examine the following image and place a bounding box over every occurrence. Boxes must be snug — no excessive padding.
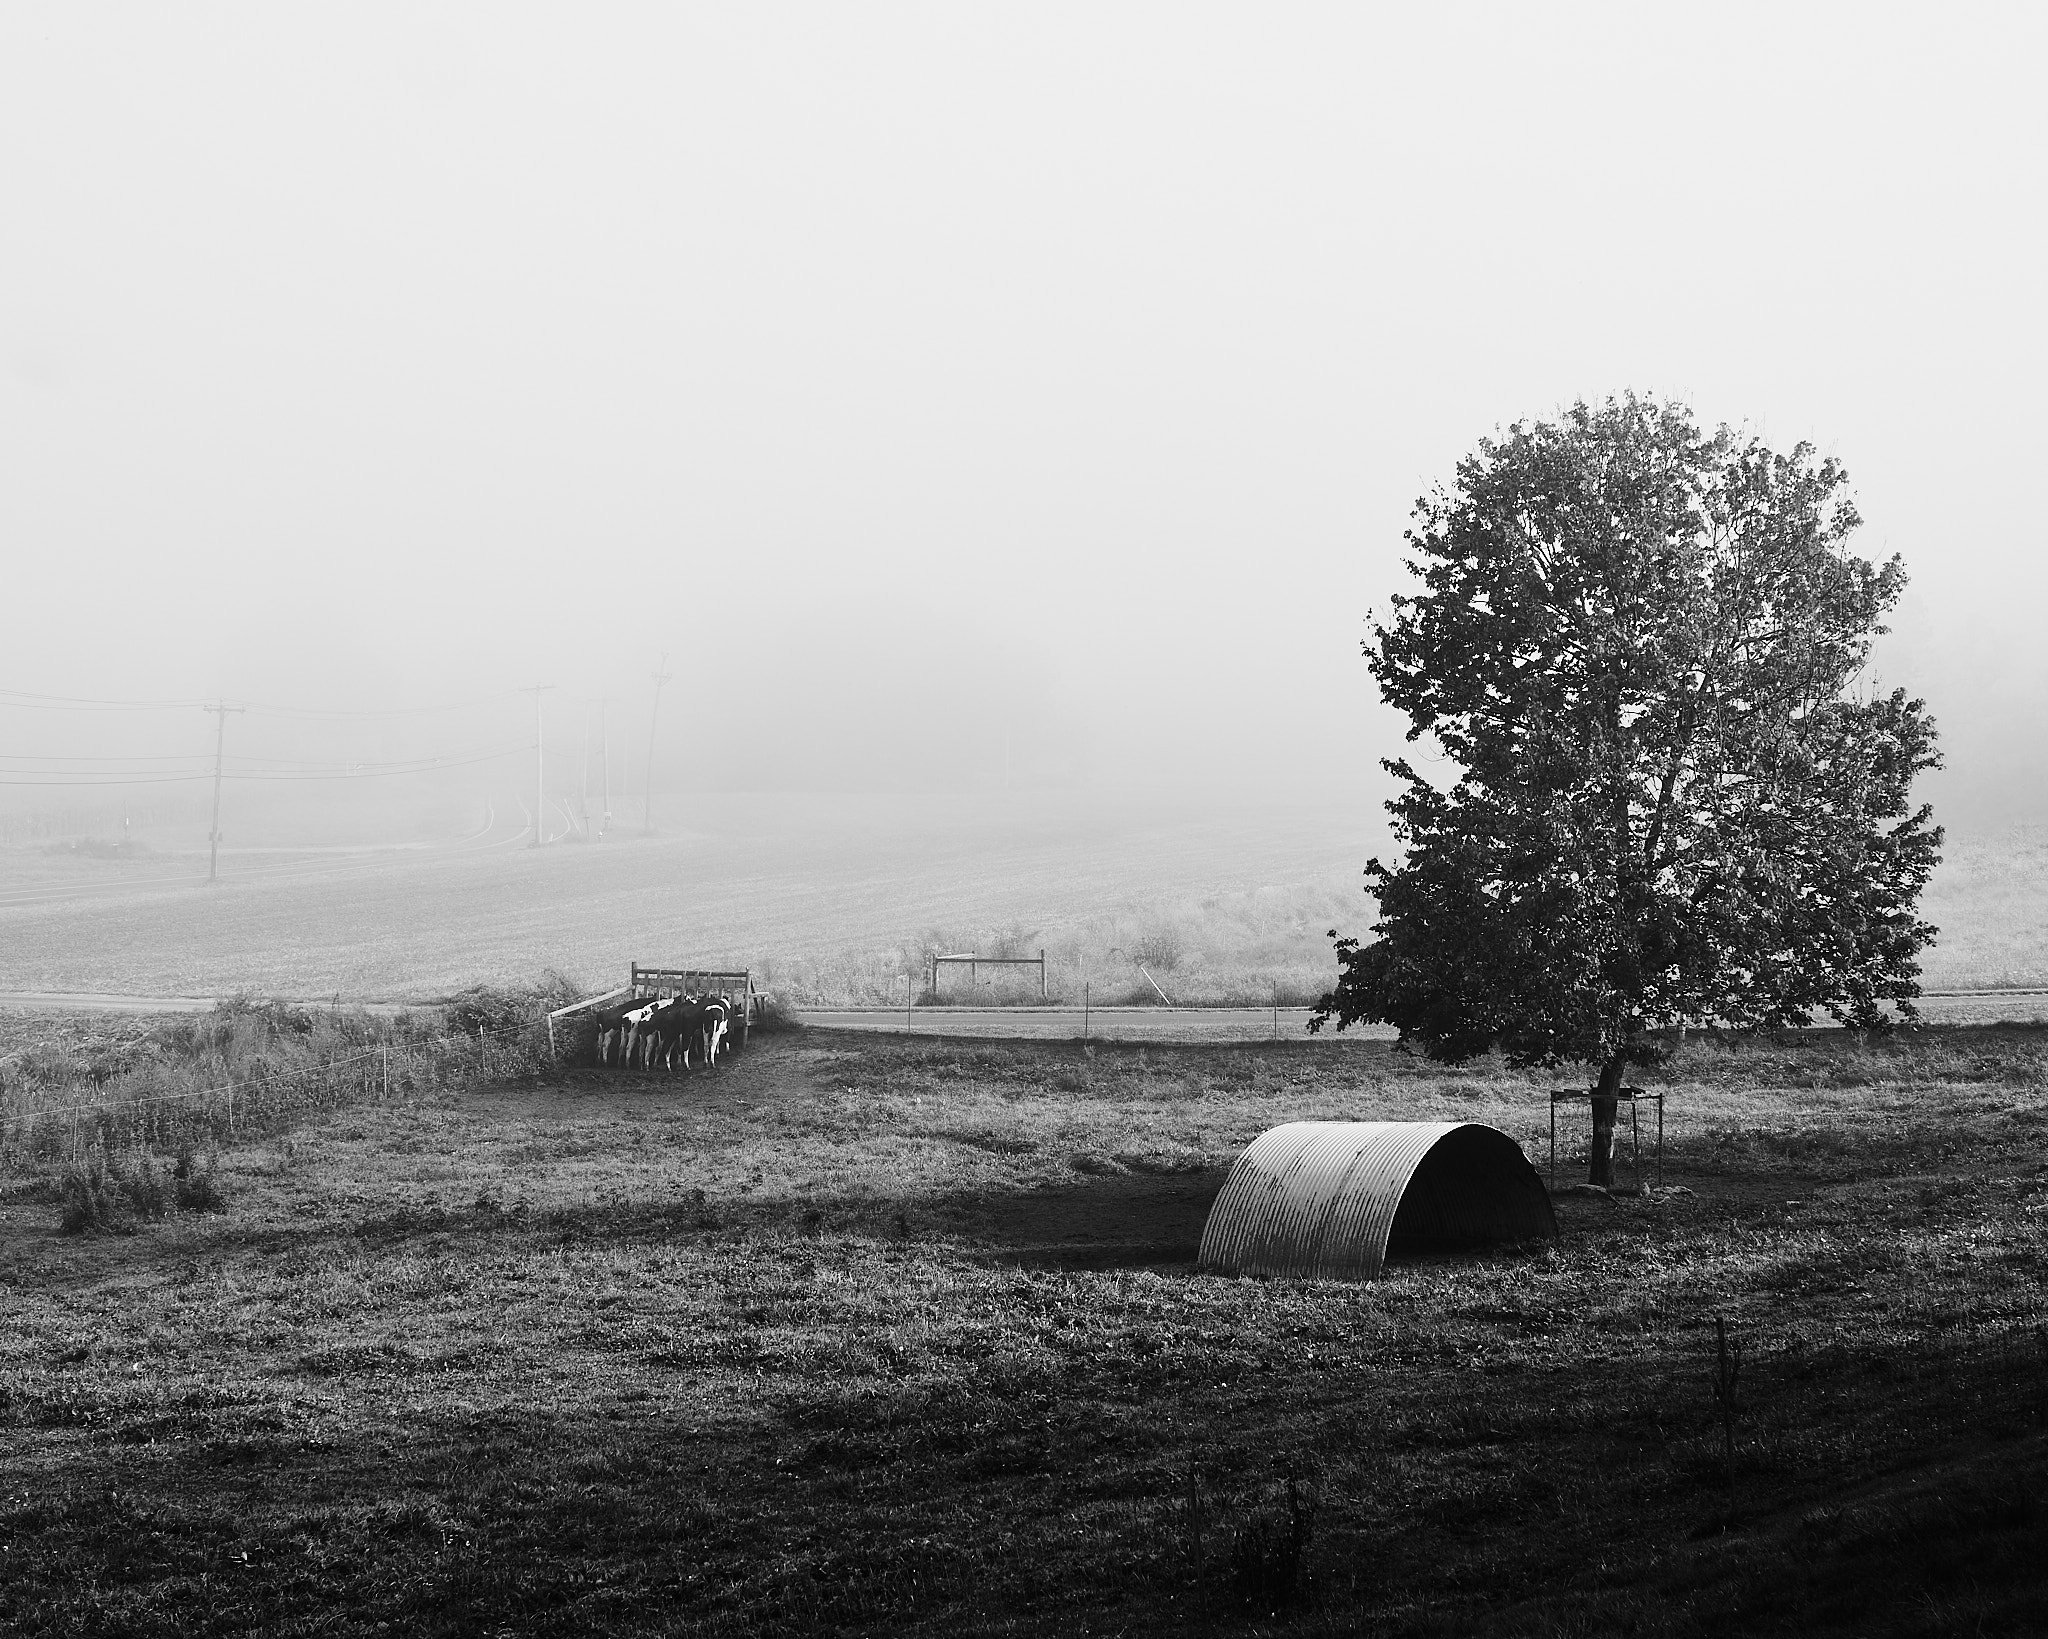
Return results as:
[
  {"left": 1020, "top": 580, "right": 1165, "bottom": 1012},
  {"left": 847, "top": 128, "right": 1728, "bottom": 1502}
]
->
[
  {"left": 54, "top": 1143, "right": 222, "bottom": 1232},
  {"left": 58, "top": 1153, "right": 123, "bottom": 1234},
  {"left": 57, "top": 1147, "right": 170, "bottom": 1234},
  {"left": 173, "top": 1142, "right": 227, "bottom": 1213},
  {"left": 445, "top": 972, "right": 584, "bottom": 1040},
  {"left": 752, "top": 994, "right": 802, "bottom": 1034}
]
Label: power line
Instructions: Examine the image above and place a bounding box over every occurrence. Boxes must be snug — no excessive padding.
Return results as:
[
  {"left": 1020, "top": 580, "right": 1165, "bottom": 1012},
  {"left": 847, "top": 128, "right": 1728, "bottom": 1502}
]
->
[
  {"left": 0, "top": 745, "right": 533, "bottom": 787},
  {"left": 237, "top": 690, "right": 524, "bottom": 720},
  {"left": 0, "top": 685, "right": 521, "bottom": 718},
  {"left": 1, "top": 748, "right": 522, "bottom": 769},
  {"left": 0, "top": 689, "right": 212, "bottom": 712}
]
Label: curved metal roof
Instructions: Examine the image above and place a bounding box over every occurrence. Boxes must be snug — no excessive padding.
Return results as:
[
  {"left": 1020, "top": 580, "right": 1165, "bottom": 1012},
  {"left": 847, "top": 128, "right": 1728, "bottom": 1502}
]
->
[{"left": 1198, "top": 1120, "right": 1555, "bottom": 1280}]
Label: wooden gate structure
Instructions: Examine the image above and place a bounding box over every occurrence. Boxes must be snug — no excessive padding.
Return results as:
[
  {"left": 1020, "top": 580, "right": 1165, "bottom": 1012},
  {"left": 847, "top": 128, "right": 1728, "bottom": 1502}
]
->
[
  {"left": 546, "top": 964, "right": 762, "bottom": 1060},
  {"left": 630, "top": 964, "right": 760, "bottom": 1040}
]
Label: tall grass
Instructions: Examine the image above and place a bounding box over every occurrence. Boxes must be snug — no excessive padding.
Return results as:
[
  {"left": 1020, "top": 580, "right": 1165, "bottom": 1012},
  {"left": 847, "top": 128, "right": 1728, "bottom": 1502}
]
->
[
  {"left": 0, "top": 977, "right": 580, "bottom": 1175},
  {"left": 750, "top": 880, "right": 1362, "bottom": 1007}
]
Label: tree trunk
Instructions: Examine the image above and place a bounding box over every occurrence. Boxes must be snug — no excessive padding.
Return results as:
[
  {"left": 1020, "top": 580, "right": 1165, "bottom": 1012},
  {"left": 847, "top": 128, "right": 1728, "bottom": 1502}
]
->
[{"left": 1589, "top": 1055, "right": 1624, "bottom": 1188}]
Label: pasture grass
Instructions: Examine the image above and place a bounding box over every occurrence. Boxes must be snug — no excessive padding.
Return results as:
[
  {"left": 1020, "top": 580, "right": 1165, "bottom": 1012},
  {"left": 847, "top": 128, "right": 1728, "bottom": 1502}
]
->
[
  {"left": 2, "top": 1023, "right": 2046, "bottom": 1634},
  {"left": 0, "top": 980, "right": 577, "bottom": 1173},
  {"left": 1917, "top": 828, "right": 2048, "bottom": 991},
  {"left": 7, "top": 812, "right": 2048, "bottom": 1006}
]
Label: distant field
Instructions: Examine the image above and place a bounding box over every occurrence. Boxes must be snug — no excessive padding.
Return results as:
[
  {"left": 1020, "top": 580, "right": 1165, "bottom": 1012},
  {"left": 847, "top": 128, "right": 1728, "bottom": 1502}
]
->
[
  {"left": 1, "top": 792, "right": 2040, "bottom": 1007},
  {"left": 0, "top": 792, "right": 1373, "bottom": 1005},
  {"left": 1916, "top": 828, "right": 2048, "bottom": 990}
]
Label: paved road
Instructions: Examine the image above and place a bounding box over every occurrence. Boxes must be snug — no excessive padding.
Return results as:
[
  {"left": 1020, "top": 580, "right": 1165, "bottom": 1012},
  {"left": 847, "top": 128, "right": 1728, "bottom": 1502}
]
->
[
  {"left": 802, "top": 1006, "right": 1383, "bottom": 1042},
  {"left": 803, "top": 991, "right": 2048, "bottom": 1041}
]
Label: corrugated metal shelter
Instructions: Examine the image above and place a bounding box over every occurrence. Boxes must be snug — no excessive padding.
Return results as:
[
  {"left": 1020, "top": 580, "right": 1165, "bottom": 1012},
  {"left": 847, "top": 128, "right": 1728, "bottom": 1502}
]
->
[{"left": 1198, "top": 1121, "right": 1556, "bottom": 1280}]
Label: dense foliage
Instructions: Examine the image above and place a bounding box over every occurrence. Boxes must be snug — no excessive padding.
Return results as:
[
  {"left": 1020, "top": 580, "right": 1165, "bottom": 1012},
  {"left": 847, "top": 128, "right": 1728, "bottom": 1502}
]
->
[{"left": 1316, "top": 396, "right": 1942, "bottom": 1104}]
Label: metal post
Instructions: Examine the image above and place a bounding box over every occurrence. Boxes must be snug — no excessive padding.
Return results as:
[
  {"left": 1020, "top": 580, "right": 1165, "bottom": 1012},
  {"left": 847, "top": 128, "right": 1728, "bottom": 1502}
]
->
[
  {"left": 1040, "top": 949, "right": 1047, "bottom": 1001},
  {"left": 1083, "top": 980, "right": 1090, "bottom": 1041},
  {"left": 1631, "top": 1095, "right": 1641, "bottom": 1188},
  {"left": 1272, "top": 981, "right": 1279, "bottom": 1041},
  {"left": 905, "top": 973, "right": 912, "bottom": 1035}
]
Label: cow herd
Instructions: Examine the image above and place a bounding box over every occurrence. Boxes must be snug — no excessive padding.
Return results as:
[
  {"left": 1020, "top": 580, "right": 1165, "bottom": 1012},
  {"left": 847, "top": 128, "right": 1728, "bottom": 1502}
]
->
[{"left": 592, "top": 992, "right": 736, "bottom": 1071}]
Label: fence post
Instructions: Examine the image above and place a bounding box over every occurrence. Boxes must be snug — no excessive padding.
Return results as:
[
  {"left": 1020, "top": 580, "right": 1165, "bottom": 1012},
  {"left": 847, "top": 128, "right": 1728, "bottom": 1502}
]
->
[
  {"left": 1040, "top": 949, "right": 1047, "bottom": 1001},
  {"left": 1083, "top": 980, "right": 1090, "bottom": 1042}
]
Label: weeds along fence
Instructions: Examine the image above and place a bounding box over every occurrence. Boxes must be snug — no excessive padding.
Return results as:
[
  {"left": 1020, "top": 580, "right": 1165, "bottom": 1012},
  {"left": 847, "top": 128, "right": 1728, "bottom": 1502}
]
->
[{"left": 0, "top": 1003, "right": 553, "bottom": 1172}]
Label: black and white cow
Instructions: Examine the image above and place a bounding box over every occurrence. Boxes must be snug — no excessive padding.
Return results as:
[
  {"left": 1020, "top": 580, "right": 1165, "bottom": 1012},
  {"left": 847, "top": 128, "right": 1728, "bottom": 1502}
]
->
[
  {"left": 593, "top": 998, "right": 659, "bottom": 1067},
  {"left": 642, "top": 996, "right": 706, "bottom": 1072},
  {"left": 695, "top": 997, "right": 730, "bottom": 1067}
]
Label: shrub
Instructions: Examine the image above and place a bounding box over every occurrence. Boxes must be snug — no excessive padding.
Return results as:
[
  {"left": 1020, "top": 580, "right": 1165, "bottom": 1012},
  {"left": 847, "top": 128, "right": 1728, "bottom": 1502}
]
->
[
  {"left": 752, "top": 994, "right": 802, "bottom": 1034},
  {"left": 445, "top": 973, "right": 582, "bottom": 1040},
  {"left": 57, "top": 1147, "right": 170, "bottom": 1233},
  {"left": 173, "top": 1142, "right": 227, "bottom": 1213},
  {"left": 58, "top": 1153, "right": 123, "bottom": 1234},
  {"left": 121, "top": 1151, "right": 171, "bottom": 1220}
]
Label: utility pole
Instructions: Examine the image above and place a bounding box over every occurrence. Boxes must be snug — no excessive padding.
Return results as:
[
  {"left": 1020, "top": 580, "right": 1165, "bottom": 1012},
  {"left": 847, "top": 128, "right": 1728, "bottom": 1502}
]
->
[
  {"left": 644, "top": 654, "right": 670, "bottom": 836},
  {"left": 203, "top": 700, "right": 245, "bottom": 883},
  {"left": 523, "top": 684, "right": 554, "bottom": 847}
]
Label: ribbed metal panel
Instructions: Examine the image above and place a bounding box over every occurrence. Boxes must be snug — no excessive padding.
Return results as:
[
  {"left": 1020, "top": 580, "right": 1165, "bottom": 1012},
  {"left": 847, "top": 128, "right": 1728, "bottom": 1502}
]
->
[{"left": 1198, "top": 1121, "right": 1555, "bottom": 1280}]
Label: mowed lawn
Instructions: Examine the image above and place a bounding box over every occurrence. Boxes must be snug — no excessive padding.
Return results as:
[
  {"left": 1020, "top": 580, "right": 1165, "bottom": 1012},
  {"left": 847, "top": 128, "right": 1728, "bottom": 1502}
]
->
[{"left": 4, "top": 1027, "right": 2048, "bottom": 1635}]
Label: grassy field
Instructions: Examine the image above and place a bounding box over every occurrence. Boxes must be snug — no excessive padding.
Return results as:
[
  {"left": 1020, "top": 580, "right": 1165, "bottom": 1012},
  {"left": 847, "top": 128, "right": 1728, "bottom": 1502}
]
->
[
  {"left": 4, "top": 1015, "right": 2046, "bottom": 1635},
  {"left": 0, "top": 791, "right": 1374, "bottom": 1005},
  {"left": 1918, "top": 828, "right": 2048, "bottom": 991},
  {"left": 3, "top": 792, "right": 2044, "bottom": 1006}
]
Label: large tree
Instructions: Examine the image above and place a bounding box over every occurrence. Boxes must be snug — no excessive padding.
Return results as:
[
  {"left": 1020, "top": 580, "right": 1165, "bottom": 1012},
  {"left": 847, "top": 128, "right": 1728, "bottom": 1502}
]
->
[{"left": 1313, "top": 395, "right": 1942, "bottom": 1185}]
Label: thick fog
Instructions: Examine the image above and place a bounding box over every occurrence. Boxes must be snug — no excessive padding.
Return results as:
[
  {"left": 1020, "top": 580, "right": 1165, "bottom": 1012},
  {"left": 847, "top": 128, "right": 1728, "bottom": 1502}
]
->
[{"left": 3, "top": 6, "right": 2044, "bottom": 830}]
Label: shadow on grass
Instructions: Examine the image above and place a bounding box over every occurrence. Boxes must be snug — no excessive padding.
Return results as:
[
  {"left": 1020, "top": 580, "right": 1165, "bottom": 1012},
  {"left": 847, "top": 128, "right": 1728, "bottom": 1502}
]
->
[{"left": 939, "top": 1167, "right": 1230, "bottom": 1270}]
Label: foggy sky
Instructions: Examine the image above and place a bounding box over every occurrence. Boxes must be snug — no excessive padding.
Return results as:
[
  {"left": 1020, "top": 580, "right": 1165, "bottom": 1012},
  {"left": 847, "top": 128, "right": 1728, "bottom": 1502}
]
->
[{"left": 3, "top": 6, "right": 2043, "bottom": 824}]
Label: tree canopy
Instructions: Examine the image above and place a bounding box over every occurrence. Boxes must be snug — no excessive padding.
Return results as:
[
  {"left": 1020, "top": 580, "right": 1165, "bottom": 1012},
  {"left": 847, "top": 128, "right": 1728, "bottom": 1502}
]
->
[{"left": 1314, "top": 395, "right": 1942, "bottom": 1106}]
